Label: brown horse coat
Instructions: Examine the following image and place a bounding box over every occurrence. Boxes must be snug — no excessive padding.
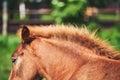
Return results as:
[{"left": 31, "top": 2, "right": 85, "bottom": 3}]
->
[{"left": 9, "top": 25, "right": 120, "bottom": 80}]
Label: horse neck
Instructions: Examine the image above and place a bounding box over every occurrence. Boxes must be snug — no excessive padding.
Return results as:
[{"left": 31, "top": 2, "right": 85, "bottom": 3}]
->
[{"left": 33, "top": 38, "right": 92, "bottom": 80}]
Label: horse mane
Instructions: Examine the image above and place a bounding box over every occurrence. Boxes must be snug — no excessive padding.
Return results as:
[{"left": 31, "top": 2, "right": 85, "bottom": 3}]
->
[{"left": 17, "top": 25, "right": 120, "bottom": 60}]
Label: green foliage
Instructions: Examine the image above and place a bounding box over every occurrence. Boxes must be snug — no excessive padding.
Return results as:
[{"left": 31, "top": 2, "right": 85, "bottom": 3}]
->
[
  {"left": 87, "top": 23, "right": 120, "bottom": 50},
  {"left": 48, "top": 0, "right": 118, "bottom": 24},
  {"left": 0, "top": 35, "right": 20, "bottom": 80},
  {"left": 114, "top": 23, "right": 120, "bottom": 30},
  {"left": 99, "top": 29, "right": 120, "bottom": 50},
  {"left": 50, "top": 0, "right": 87, "bottom": 24},
  {"left": 86, "top": 21, "right": 101, "bottom": 31}
]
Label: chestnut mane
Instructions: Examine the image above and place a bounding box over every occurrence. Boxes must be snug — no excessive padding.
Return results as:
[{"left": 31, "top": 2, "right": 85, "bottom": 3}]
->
[{"left": 18, "top": 25, "right": 120, "bottom": 60}]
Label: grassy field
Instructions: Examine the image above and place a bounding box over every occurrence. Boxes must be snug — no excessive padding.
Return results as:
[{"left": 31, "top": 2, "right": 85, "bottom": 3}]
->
[{"left": 0, "top": 35, "right": 20, "bottom": 80}]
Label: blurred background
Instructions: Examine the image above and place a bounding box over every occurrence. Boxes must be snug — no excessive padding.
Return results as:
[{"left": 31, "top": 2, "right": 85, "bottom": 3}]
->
[{"left": 0, "top": 0, "right": 120, "bottom": 79}]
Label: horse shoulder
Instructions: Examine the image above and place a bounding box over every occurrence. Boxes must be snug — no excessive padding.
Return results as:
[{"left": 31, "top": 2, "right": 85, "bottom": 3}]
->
[{"left": 70, "top": 58, "right": 120, "bottom": 80}]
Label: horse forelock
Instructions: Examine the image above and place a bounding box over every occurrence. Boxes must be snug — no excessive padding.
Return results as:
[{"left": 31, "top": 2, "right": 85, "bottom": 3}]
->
[{"left": 17, "top": 25, "right": 120, "bottom": 60}]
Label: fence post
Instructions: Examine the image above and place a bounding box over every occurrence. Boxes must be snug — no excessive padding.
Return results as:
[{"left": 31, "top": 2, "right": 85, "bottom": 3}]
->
[
  {"left": 19, "top": 1, "right": 26, "bottom": 20},
  {"left": 2, "top": 0, "right": 8, "bottom": 35}
]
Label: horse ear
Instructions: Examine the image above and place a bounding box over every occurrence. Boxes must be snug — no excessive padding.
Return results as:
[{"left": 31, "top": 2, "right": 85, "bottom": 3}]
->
[{"left": 22, "top": 25, "right": 30, "bottom": 41}]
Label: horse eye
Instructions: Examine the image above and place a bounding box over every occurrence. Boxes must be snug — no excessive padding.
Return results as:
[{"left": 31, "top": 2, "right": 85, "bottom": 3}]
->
[{"left": 11, "top": 57, "right": 17, "bottom": 64}]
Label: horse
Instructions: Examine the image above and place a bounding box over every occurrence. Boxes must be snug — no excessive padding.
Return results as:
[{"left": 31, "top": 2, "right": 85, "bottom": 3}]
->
[{"left": 9, "top": 25, "right": 120, "bottom": 80}]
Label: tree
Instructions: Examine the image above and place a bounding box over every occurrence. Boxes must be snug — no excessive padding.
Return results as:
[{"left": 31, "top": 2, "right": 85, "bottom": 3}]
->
[
  {"left": 50, "top": 0, "right": 118, "bottom": 25},
  {"left": 50, "top": 0, "right": 87, "bottom": 24}
]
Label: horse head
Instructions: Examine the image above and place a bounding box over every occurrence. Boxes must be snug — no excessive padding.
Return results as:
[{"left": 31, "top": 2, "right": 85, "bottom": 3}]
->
[{"left": 9, "top": 26, "right": 45, "bottom": 80}]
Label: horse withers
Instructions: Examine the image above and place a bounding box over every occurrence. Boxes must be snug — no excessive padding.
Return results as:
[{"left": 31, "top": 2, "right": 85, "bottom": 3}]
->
[{"left": 9, "top": 25, "right": 120, "bottom": 80}]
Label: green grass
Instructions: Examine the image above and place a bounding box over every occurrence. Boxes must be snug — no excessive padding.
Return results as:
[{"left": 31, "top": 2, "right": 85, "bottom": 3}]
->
[
  {"left": 98, "top": 28, "right": 120, "bottom": 50},
  {"left": 87, "top": 22, "right": 120, "bottom": 50},
  {"left": 40, "top": 14, "right": 54, "bottom": 21},
  {"left": 0, "top": 35, "right": 20, "bottom": 80},
  {"left": 96, "top": 13, "right": 120, "bottom": 20}
]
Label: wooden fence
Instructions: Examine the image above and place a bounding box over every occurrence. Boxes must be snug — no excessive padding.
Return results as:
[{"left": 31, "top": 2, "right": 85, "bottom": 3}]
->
[{"left": 0, "top": 8, "right": 54, "bottom": 33}]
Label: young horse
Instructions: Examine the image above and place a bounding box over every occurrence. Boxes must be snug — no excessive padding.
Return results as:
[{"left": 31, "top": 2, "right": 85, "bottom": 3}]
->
[{"left": 9, "top": 25, "right": 120, "bottom": 80}]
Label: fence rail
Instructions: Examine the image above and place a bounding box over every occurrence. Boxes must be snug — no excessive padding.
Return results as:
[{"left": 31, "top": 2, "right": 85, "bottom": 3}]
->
[{"left": 0, "top": 8, "right": 53, "bottom": 34}]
